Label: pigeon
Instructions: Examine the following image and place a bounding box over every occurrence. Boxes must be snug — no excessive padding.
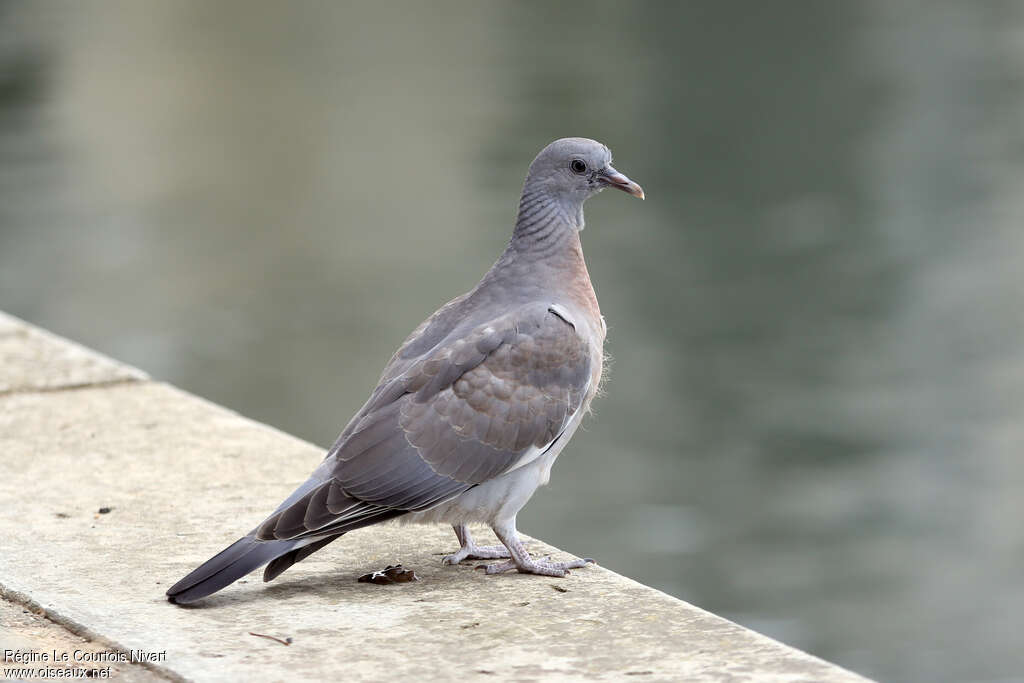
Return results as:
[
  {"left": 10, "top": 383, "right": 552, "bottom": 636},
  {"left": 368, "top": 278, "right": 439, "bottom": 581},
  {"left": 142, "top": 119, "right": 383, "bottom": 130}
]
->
[{"left": 167, "top": 137, "right": 644, "bottom": 604}]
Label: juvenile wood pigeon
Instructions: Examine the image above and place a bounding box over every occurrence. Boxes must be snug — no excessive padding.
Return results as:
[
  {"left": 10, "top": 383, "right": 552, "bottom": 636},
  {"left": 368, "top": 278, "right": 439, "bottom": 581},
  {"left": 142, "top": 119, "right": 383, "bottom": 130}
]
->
[{"left": 167, "top": 137, "right": 644, "bottom": 604}]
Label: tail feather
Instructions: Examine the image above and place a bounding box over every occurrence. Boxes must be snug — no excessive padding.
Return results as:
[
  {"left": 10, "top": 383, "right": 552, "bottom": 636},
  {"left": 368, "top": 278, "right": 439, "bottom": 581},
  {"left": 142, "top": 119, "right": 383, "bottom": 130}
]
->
[
  {"left": 167, "top": 475, "right": 412, "bottom": 604},
  {"left": 263, "top": 535, "right": 342, "bottom": 582},
  {"left": 166, "top": 536, "right": 297, "bottom": 604},
  {"left": 260, "top": 507, "right": 407, "bottom": 581}
]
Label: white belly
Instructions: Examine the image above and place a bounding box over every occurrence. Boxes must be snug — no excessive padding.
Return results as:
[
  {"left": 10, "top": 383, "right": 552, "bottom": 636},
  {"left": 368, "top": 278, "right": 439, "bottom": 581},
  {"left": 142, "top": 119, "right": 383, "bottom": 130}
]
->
[{"left": 407, "top": 445, "right": 560, "bottom": 526}]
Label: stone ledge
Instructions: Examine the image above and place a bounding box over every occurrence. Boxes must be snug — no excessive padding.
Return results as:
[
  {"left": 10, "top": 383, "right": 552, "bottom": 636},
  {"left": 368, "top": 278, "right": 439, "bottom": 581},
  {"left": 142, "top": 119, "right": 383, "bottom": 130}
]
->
[
  {"left": 0, "top": 592, "right": 169, "bottom": 683},
  {"left": 0, "top": 313, "right": 870, "bottom": 682},
  {"left": 0, "top": 311, "right": 147, "bottom": 394}
]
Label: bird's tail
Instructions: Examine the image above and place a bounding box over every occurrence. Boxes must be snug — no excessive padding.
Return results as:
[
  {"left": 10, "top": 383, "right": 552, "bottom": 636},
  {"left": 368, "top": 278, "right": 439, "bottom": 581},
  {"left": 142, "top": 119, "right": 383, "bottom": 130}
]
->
[
  {"left": 166, "top": 535, "right": 300, "bottom": 604},
  {"left": 262, "top": 535, "right": 341, "bottom": 582}
]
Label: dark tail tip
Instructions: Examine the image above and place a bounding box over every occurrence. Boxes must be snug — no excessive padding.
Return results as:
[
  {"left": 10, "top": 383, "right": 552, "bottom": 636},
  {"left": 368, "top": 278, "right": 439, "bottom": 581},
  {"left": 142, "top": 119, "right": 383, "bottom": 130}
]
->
[{"left": 166, "top": 536, "right": 296, "bottom": 605}]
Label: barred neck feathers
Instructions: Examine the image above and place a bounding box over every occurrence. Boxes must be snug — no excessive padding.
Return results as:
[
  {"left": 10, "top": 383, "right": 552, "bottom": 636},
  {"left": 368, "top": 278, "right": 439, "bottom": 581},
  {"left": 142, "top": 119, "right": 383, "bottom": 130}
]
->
[
  {"left": 485, "top": 185, "right": 599, "bottom": 319},
  {"left": 509, "top": 186, "right": 582, "bottom": 257}
]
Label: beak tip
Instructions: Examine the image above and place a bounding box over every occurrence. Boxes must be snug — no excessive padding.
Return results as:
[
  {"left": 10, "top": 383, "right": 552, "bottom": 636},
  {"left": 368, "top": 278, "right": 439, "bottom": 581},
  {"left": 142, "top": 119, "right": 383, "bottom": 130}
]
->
[
  {"left": 625, "top": 184, "right": 645, "bottom": 200},
  {"left": 601, "top": 166, "right": 645, "bottom": 200}
]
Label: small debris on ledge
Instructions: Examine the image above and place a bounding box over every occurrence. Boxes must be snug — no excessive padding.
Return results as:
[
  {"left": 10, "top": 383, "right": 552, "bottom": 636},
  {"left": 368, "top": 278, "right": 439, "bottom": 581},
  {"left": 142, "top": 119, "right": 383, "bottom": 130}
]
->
[
  {"left": 357, "top": 564, "right": 419, "bottom": 585},
  {"left": 248, "top": 632, "right": 292, "bottom": 646}
]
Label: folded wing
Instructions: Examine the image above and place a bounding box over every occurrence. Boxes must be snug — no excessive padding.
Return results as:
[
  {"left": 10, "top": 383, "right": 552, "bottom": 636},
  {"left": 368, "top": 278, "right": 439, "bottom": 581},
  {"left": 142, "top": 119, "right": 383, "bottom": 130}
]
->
[{"left": 254, "top": 302, "right": 591, "bottom": 541}]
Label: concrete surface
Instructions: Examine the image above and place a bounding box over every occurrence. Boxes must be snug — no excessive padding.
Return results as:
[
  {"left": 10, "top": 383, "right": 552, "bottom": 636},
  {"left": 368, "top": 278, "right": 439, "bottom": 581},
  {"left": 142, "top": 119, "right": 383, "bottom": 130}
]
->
[
  {"left": 0, "top": 312, "right": 146, "bottom": 394},
  {"left": 1, "top": 596, "right": 167, "bottom": 682},
  {"left": 0, "top": 312, "right": 871, "bottom": 682}
]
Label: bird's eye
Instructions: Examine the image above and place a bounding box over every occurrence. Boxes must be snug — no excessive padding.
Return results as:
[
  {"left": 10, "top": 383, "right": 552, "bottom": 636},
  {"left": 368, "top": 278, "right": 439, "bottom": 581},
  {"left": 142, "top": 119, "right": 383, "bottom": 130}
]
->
[{"left": 570, "top": 159, "right": 587, "bottom": 174}]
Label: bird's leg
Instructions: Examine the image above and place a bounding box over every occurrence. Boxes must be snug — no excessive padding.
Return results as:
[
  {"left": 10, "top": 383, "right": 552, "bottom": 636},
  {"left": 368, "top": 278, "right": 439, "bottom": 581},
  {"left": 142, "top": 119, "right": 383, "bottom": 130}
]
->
[
  {"left": 442, "top": 523, "right": 512, "bottom": 565},
  {"left": 479, "top": 520, "right": 594, "bottom": 577}
]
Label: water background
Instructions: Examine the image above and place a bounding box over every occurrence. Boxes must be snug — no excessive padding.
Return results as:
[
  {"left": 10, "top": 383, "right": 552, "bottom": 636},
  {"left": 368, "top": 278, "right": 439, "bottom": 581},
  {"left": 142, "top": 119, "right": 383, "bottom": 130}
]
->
[{"left": 2, "top": 3, "right": 1023, "bottom": 681}]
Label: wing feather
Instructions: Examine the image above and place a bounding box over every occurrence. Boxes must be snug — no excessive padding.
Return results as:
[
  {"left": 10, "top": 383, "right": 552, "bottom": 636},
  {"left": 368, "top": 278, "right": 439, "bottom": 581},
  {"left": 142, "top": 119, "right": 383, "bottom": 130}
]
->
[{"left": 256, "top": 302, "right": 592, "bottom": 542}]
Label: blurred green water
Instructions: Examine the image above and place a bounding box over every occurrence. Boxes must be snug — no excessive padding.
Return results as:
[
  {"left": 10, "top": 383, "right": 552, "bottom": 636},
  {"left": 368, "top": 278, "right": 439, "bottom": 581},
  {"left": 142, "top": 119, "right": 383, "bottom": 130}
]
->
[{"left": 2, "top": 2, "right": 1023, "bottom": 681}]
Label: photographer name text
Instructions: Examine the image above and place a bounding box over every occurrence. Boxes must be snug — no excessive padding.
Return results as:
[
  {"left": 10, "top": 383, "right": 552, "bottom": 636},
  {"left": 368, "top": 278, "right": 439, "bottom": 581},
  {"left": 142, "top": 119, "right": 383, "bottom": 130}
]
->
[{"left": 3, "top": 648, "right": 167, "bottom": 664}]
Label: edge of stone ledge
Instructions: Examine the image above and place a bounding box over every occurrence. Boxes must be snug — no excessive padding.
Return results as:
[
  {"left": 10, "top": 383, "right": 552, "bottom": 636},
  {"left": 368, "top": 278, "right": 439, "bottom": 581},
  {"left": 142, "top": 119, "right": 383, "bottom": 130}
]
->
[
  {"left": 0, "top": 313, "right": 302, "bottom": 452},
  {"left": 0, "top": 311, "right": 149, "bottom": 395},
  {"left": 0, "top": 580, "right": 184, "bottom": 683},
  {"left": 0, "top": 310, "right": 152, "bottom": 380}
]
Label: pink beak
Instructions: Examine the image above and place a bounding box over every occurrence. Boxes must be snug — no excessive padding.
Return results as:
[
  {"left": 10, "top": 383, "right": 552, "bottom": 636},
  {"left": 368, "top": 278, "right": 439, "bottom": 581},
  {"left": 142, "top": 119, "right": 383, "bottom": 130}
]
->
[{"left": 599, "top": 165, "right": 645, "bottom": 199}]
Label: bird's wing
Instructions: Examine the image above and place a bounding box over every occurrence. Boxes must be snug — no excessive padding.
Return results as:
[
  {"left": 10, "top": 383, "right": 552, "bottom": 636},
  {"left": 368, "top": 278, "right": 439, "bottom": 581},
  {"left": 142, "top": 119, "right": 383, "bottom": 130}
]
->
[{"left": 254, "top": 301, "right": 592, "bottom": 541}]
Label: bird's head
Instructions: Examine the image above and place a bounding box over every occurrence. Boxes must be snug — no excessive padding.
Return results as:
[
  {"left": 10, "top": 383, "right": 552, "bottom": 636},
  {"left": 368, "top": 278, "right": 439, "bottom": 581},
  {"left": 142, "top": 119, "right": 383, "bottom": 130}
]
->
[{"left": 526, "top": 137, "right": 645, "bottom": 207}]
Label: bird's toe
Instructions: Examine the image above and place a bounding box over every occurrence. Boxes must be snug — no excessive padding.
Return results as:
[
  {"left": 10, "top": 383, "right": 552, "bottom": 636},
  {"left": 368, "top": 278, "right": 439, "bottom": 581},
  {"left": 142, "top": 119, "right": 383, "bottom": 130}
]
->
[
  {"left": 445, "top": 545, "right": 511, "bottom": 565},
  {"left": 477, "top": 559, "right": 517, "bottom": 574},
  {"left": 517, "top": 556, "right": 594, "bottom": 577}
]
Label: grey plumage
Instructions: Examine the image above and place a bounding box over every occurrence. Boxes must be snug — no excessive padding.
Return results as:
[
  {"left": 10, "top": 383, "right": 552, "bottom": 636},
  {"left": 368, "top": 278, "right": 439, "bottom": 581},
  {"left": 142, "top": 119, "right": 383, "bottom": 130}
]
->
[{"left": 166, "top": 137, "right": 643, "bottom": 604}]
